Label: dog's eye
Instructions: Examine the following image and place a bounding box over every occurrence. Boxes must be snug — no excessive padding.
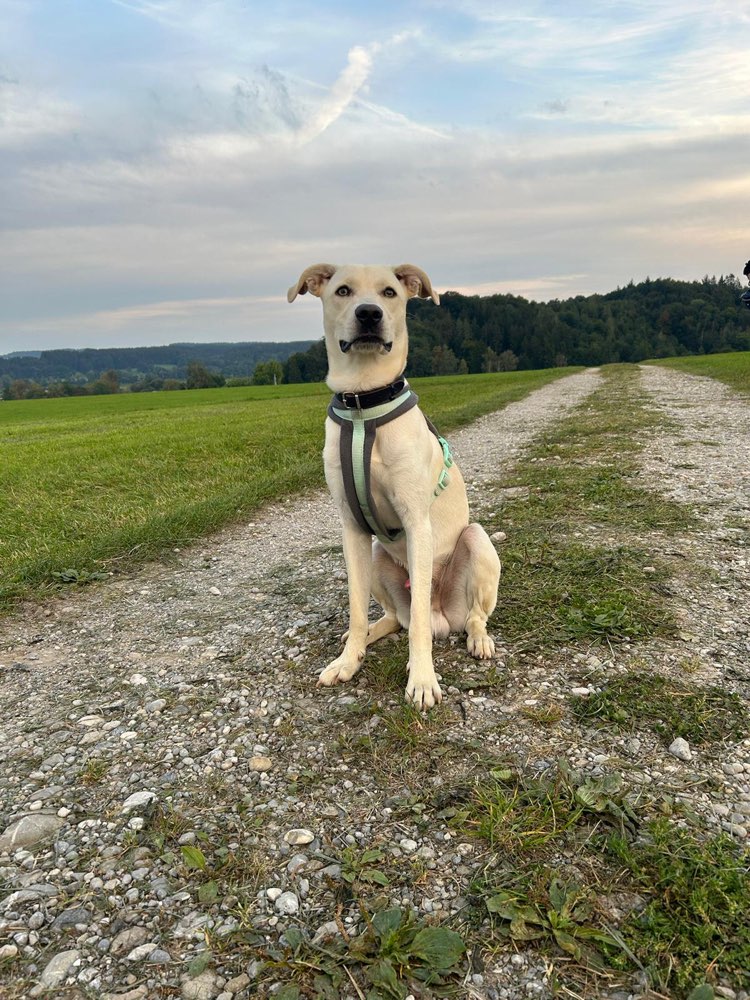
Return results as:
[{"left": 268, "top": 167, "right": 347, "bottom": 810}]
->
[
  {"left": 382, "top": 286, "right": 397, "bottom": 298},
  {"left": 335, "top": 285, "right": 351, "bottom": 297}
]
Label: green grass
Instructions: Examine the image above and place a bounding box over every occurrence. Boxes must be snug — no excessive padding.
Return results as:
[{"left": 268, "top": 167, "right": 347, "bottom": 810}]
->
[
  {"left": 452, "top": 763, "right": 750, "bottom": 994},
  {"left": 0, "top": 368, "right": 574, "bottom": 611},
  {"left": 646, "top": 350, "right": 750, "bottom": 394},
  {"left": 610, "top": 820, "right": 750, "bottom": 993},
  {"left": 571, "top": 671, "right": 749, "bottom": 747},
  {"left": 492, "top": 365, "right": 688, "bottom": 649}
]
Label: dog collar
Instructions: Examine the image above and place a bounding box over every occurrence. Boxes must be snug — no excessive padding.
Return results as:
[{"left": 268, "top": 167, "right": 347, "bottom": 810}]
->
[{"left": 332, "top": 376, "right": 407, "bottom": 411}]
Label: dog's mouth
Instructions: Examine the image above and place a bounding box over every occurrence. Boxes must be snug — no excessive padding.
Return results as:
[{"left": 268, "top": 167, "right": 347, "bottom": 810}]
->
[{"left": 339, "top": 336, "right": 393, "bottom": 354}]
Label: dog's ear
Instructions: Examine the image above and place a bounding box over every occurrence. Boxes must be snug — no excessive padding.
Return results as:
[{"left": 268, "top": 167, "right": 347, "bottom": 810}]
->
[
  {"left": 393, "top": 264, "right": 440, "bottom": 305},
  {"left": 287, "top": 263, "right": 338, "bottom": 302}
]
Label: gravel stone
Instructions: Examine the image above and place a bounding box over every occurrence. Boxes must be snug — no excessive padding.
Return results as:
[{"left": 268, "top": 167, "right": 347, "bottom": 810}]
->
[
  {"left": 110, "top": 926, "right": 150, "bottom": 956},
  {"left": 35, "top": 948, "right": 80, "bottom": 990},
  {"left": 0, "top": 813, "right": 65, "bottom": 851},
  {"left": 121, "top": 791, "right": 157, "bottom": 813},
  {"left": 283, "top": 828, "right": 315, "bottom": 845},
  {"left": 274, "top": 890, "right": 300, "bottom": 915},
  {"left": 669, "top": 737, "right": 693, "bottom": 762},
  {"left": 181, "top": 969, "right": 220, "bottom": 999}
]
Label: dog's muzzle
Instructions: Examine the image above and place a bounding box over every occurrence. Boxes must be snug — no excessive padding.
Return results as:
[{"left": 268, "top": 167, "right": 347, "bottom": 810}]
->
[{"left": 339, "top": 302, "right": 391, "bottom": 353}]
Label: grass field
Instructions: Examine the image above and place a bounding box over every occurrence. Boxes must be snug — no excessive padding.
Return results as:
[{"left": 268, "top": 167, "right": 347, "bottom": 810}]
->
[
  {"left": 0, "top": 368, "right": 576, "bottom": 612},
  {"left": 648, "top": 349, "right": 750, "bottom": 393}
]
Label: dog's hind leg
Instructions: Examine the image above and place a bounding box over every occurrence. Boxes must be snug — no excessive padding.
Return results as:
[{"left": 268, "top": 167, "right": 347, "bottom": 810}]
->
[{"left": 442, "top": 524, "right": 501, "bottom": 659}]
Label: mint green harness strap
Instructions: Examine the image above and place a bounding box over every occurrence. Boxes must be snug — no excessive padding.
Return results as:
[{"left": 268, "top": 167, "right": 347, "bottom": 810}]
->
[{"left": 327, "top": 384, "right": 454, "bottom": 545}]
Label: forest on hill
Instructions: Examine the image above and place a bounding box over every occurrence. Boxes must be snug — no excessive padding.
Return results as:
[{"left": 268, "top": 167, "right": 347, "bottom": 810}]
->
[
  {"left": 283, "top": 274, "right": 750, "bottom": 382},
  {"left": 0, "top": 340, "right": 313, "bottom": 388},
  {"left": 3, "top": 275, "right": 748, "bottom": 397}
]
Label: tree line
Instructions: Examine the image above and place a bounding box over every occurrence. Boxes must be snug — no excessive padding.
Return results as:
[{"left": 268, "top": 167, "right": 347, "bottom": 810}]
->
[
  {"left": 0, "top": 340, "right": 311, "bottom": 388},
  {"left": 3, "top": 275, "right": 748, "bottom": 399},
  {"left": 281, "top": 274, "right": 750, "bottom": 382}
]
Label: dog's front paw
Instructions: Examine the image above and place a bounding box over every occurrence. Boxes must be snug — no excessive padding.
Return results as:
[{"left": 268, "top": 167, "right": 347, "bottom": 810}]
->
[
  {"left": 318, "top": 651, "right": 363, "bottom": 687},
  {"left": 405, "top": 665, "right": 442, "bottom": 711},
  {"left": 467, "top": 632, "right": 495, "bottom": 659}
]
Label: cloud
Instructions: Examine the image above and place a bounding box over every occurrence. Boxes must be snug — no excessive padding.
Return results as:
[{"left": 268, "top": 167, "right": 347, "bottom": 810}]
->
[
  {"left": 296, "top": 45, "right": 376, "bottom": 145},
  {"left": 0, "top": 76, "right": 81, "bottom": 147}
]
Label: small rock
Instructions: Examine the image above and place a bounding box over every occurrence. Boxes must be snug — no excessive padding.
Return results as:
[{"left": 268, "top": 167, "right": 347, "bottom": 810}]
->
[
  {"left": 266, "top": 887, "right": 283, "bottom": 901},
  {"left": 128, "top": 672, "right": 149, "bottom": 686},
  {"left": 51, "top": 906, "right": 91, "bottom": 932},
  {"left": 224, "top": 973, "right": 250, "bottom": 993},
  {"left": 77, "top": 714, "right": 105, "bottom": 727},
  {"left": 0, "top": 813, "right": 65, "bottom": 851},
  {"left": 400, "top": 838, "right": 418, "bottom": 854},
  {"left": 0, "top": 944, "right": 18, "bottom": 961},
  {"left": 246, "top": 959, "right": 263, "bottom": 979},
  {"left": 669, "top": 737, "right": 693, "bottom": 762},
  {"left": 181, "top": 969, "right": 219, "bottom": 1000},
  {"left": 121, "top": 791, "right": 157, "bottom": 813},
  {"left": 723, "top": 762, "right": 745, "bottom": 776},
  {"left": 274, "top": 890, "right": 300, "bottom": 915},
  {"left": 209, "top": 586, "right": 222, "bottom": 596},
  {"left": 110, "top": 926, "right": 150, "bottom": 956},
  {"left": 127, "top": 942, "right": 159, "bottom": 961},
  {"left": 145, "top": 699, "right": 167, "bottom": 713},
  {"left": 284, "top": 828, "right": 315, "bottom": 846},
  {"left": 312, "top": 920, "right": 341, "bottom": 944},
  {"left": 491, "top": 531, "right": 507, "bottom": 542},
  {"left": 248, "top": 756, "right": 273, "bottom": 772},
  {"left": 37, "top": 949, "right": 80, "bottom": 989},
  {"left": 570, "top": 687, "right": 591, "bottom": 697},
  {"left": 147, "top": 948, "right": 171, "bottom": 964},
  {"left": 101, "top": 989, "right": 148, "bottom": 1000}
]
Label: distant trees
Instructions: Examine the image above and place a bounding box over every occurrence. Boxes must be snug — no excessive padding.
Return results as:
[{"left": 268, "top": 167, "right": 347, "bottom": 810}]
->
[
  {"left": 89, "top": 369, "right": 120, "bottom": 394},
  {"left": 186, "top": 360, "right": 225, "bottom": 389},
  {"left": 2, "top": 379, "right": 45, "bottom": 400},
  {"left": 252, "top": 360, "right": 283, "bottom": 385}
]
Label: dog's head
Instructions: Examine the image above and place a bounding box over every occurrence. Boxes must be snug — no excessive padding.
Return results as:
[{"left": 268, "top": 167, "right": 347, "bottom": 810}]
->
[{"left": 287, "top": 263, "right": 439, "bottom": 390}]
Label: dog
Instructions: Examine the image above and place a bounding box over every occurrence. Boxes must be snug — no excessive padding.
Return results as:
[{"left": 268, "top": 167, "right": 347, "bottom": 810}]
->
[{"left": 287, "top": 264, "right": 501, "bottom": 709}]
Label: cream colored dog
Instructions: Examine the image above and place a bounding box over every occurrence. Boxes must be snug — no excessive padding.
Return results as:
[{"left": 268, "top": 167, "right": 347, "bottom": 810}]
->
[{"left": 288, "top": 264, "right": 501, "bottom": 709}]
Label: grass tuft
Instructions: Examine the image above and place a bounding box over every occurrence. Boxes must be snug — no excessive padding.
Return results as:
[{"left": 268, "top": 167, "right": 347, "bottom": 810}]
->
[{"left": 570, "top": 672, "right": 749, "bottom": 746}]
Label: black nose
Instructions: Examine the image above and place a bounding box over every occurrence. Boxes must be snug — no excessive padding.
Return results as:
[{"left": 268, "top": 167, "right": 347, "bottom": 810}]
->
[{"left": 355, "top": 303, "right": 383, "bottom": 327}]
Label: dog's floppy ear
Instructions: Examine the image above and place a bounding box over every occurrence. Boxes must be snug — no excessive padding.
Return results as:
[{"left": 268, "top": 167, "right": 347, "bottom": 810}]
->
[
  {"left": 287, "top": 263, "right": 338, "bottom": 302},
  {"left": 393, "top": 264, "right": 440, "bottom": 305}
]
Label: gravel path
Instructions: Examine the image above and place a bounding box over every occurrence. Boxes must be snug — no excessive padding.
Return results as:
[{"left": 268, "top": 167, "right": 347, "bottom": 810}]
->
[
  {"left": 636, "top": 364, "right": 750, "bottom": 835},
  {"left": 1, "top": 365, "right": 749, "bottom": 1000}
]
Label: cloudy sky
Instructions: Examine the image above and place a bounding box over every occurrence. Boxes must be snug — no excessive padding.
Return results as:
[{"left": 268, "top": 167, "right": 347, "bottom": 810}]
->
[{"left": 1, "top": 0, "right": 749, "bottom": 352}]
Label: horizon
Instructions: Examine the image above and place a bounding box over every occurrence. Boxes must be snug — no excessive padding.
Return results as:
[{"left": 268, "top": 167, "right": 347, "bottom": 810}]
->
[
  {"left": 1, "top": 268, "right": 746, "bottom": 356},
  {"left": 2, "top": 0, "right": 749, "bottom": 354}
]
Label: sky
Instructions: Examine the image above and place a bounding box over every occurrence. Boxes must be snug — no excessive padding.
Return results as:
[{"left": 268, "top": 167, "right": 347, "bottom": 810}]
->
[{"left": 1, "top": 0, "right": 749, "bottom": 353}]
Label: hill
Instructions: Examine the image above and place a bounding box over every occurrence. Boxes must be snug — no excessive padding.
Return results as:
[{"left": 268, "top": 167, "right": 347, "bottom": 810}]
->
[{"left": 0, "top": 340, "right": 313, "bottom": 386}]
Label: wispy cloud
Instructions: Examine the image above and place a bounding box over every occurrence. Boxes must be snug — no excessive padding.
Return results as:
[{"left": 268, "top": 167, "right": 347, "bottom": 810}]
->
[{"left": 296, "top": 45, "right": 377, "bottom": 144}]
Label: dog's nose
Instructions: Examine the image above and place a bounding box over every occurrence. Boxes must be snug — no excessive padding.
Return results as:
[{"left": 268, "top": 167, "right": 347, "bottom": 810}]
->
[{"left": 355, "top": 303, "right": 383, "bottom": 327}]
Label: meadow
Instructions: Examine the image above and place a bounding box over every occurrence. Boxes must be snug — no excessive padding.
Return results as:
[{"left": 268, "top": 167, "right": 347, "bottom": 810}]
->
[
  {"left": 0, "top": 368, "right": 574, "bottom": 611},
  {"left": 650, "top": 349, "right": 750, "bottom": 393}
]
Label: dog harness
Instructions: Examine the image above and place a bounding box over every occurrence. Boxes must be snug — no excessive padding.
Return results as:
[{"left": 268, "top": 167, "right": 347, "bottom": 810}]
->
[{"left": 327, "top": 377, "right": 454, "bottom": 546}]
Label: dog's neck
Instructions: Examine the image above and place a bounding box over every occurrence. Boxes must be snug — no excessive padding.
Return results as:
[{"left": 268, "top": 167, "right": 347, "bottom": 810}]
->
[{"left": 324, "top": 335, "right": 408, "bottom": 394}]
